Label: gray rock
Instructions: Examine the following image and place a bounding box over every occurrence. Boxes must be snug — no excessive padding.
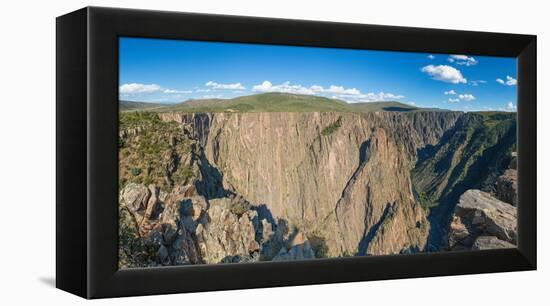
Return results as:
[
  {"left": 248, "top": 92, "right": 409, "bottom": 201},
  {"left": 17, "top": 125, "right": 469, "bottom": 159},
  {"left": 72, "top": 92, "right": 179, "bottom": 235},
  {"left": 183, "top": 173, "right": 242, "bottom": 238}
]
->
[
  {"left": 169, "top": 226, "right": 201, "bottom": 265},
  {"left": 158, "top": 245, "right": 171, "bottom": 265},
  {"left": 449, "top": 189, "right": 517, "bottom": 250},
  {"left": 195, "top": 198, "right": 260, "bottom": 264},
  {"left": 472, "top": 236, "right": 515, "bottom": 250},
  {"left": 120, "top": 183, "right": 150, "bottom": 215},
  {"left": 495, "top": 169, "right": 517, "bottom": 206}
]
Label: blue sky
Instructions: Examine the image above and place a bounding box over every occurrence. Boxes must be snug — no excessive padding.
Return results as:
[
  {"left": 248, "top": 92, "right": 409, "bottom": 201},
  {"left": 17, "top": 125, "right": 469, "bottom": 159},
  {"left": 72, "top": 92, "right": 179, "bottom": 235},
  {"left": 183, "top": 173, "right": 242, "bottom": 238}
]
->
[{"left": 119, "top": 37, "right": 517, "bottom": 111}]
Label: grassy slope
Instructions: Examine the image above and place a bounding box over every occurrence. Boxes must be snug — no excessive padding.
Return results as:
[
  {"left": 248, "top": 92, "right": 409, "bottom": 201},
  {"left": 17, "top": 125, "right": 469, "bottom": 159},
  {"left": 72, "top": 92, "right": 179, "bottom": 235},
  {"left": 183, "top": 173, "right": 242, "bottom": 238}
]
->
[
  {"left": 120, "top": 100, "right": 167, "bottom": 112},
  {"left": 123, "top": 93, "right": 431, "bottom": 113}
]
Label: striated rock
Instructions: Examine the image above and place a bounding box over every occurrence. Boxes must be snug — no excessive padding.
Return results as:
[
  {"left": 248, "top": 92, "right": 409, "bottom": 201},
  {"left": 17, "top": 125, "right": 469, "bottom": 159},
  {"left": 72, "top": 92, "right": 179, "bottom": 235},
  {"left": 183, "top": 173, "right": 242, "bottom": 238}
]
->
[
  {"left": 179, "top": 112, "right": 449, "bottom": 257},
  {"left": 138, "top": 184, "right": 163, "bottom": 236},
  {"left": 472, "top": 236, "right": 515, "bottom": 250},
  {"left": 119, "top": 109, "right": 515, "bottom": 268},
  {"left": 495, "top": 169, "right": 517, "bottom": 206},
  {"left": 448, "top": 189, "right": 517, "bottom": 250},
  {"left": 195, "top": 198, "right": 260, "bottom": 264}
]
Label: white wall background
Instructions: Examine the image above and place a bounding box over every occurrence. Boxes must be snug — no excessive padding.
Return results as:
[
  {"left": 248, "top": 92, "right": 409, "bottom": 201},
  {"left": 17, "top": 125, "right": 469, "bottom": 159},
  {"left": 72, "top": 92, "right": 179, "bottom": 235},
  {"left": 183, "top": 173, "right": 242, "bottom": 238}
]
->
[{"left": 0, "top": 0, "right": 547, "bottom": 304}]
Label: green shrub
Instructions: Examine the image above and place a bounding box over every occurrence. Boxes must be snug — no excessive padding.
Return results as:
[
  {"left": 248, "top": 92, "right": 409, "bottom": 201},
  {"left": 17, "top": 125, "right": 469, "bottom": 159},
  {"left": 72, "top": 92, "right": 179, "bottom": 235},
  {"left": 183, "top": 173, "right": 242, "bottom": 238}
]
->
[
  {"left": 417, "top": 191, "right": 431, "bottom": 210},
  {"left": 321, "top": 116, "right": 342, "bottom": 136},
  {"left": 118, "top": 208, "right": 159, "bottom": 268},
  {"left": 308, "top": 232, "right": 328, "bottom": 258},
  {"left": 230, "top": 199, "right": 250, "bottom": 216}
]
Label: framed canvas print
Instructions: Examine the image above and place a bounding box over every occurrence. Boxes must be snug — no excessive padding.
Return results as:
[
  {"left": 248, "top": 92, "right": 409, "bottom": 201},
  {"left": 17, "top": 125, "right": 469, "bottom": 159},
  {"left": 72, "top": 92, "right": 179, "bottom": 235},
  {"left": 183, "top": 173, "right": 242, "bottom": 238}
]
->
[{"left": 56, "top": 7, "right": 537, "bottom": 299}]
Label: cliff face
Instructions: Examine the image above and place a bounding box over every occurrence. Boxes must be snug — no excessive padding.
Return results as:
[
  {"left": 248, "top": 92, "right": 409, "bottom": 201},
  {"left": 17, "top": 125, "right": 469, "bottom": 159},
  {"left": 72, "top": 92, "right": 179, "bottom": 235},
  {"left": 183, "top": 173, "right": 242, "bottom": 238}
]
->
[
  {"left": 409, "top": 112, "right": 517, "bottom": 249},
  {"left": 159, "top": 111, "right": 462, "bottom": 256},
  {"left": 119, "top": 109, "right": 516, "bottom": 267}
]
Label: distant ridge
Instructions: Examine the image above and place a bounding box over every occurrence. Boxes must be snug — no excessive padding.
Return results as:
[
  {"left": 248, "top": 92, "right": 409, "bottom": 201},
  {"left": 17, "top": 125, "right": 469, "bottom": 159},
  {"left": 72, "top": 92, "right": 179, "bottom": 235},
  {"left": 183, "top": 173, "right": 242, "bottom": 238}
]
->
[
  {"left": 119, "top": 100, "right": 167, "bottom": 112},
  {"left": 120, "top": 93, "right": 448, "bottom": 113}
]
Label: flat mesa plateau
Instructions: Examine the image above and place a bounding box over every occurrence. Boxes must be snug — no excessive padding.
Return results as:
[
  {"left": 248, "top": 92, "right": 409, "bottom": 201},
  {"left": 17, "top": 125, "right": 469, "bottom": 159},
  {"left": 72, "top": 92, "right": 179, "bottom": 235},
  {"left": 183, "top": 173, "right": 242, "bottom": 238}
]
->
[{"left": 118, "top": 93, "right": 518, "bottom": 268}]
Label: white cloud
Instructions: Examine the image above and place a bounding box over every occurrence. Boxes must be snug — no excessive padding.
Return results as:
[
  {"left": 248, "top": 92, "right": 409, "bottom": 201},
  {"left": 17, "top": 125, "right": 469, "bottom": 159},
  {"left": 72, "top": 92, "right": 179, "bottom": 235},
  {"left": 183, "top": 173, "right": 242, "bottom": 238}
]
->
[
  {"left": 448, "top": 54, "right": 478, "bottom": 66},
  {"left": 120, "top": 83, "right": 162, "bottom": 94},
  {"left": 469, "top": 80, "right": 487, "bottom": 86},
  {"left": 205, "top": 81, "right": 245, "bottom": 90},
  {"left": 506, "top": 101, "right": 517, "bottom": 111},
  {"left": 444, "top": 90, "right": 456, "bottom": 95},
  {"left": 163, "top": 89, "right": 192, "bottom": 94},
  {"left": 252, "top": 80, "right": 274, "bottom": 92},
  {"left": 448, "top": 98, "right": 460, "bottom": 103},
  {"left": 252, "top": 80, "right": 403, "bottom": 103},
  {"left": 421, "top": 65, "right": 467, "bottom": 84},
  {"left": 427, "top": 54, "right": 435, "bottom": 60},
  {"left": 317, "top": 85, "right": 361, "bottom": 95},
  {"left": 252, "top": 80, "right": 313, "bottom": 95},
  {"left": 496, "top": 76, "right": 517, "bottom": 86},
  {"left": 458, "top": 93, "right": 475, "bottom": 101},
  {"left": 200, "top": 94, "right": 224, "bottom": 99},
  {"left": 252, "top": 81, "right": 360, "bottom": 96},
  {"left": 357, "top": 92, "right": 405, "bottom": 102},
  {"left": 119, "top": 83, "right": 194, "bottom": 97},
  {"left": 332, "top": 92, "right": 404, "bottom": 102}
]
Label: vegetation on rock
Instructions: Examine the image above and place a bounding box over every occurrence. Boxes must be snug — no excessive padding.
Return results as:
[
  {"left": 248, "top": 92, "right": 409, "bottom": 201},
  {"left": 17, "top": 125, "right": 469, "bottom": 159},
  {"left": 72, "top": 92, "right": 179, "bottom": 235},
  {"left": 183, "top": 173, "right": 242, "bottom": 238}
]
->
[
  {"left": 321, "top": 116, "right": 343, "bottom": 136},
  {"left": 119, "top": 111, "right": 196, "bottom": 191}
]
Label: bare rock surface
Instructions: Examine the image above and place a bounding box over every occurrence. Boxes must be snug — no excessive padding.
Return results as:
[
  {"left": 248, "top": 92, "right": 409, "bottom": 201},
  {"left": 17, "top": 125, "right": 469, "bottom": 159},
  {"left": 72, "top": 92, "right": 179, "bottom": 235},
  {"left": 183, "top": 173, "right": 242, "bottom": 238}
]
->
[
  {"left": 120, "top": 183, "right": 150, "bottom": 219},
  {"left": 472, "top": 236, "right": 515, "bottom": 250},
  {"left": 272, "top": 231, "right": 315, "bottom": 261},
  {"left": 121, "top": 110, "right": 506, "bottom": 268},
  {"left": 186, "top": 112, "right": 456, "bottom": 256},
  {"left": 196, "top": 198, "right": 260, "bottom": 264},
  {"left": 448, "top": 189, "right": 517, "bottom": 250},
  {"left": 495, "top": 169, "right": 517, "bottom": 206}
]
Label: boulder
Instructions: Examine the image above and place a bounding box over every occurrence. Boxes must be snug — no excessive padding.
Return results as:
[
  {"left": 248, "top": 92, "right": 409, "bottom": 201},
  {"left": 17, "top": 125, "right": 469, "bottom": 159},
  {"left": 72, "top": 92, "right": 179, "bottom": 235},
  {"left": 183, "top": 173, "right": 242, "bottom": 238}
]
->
[
  {"left": 120, "top": 183, "right": 151, "bottom": 217},
  {"left": 472, "top": 236, "right": 515, "bottom": 250},
  {"left": 448, "top": 189, "right": 517, "bottom": 250}
]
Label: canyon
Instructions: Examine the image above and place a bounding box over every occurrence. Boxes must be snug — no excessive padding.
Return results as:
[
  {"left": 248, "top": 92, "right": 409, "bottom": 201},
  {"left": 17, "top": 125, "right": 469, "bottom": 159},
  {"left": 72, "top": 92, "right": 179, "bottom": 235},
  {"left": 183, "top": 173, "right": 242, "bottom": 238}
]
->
[{"left": 118, "top": 93, "right": 517, "bottom": 268}]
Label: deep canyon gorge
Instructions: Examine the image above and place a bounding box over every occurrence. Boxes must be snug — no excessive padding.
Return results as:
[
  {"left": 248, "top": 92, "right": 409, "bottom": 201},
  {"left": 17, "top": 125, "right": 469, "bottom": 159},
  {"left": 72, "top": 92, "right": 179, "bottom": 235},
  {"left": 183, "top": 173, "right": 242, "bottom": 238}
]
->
[{"left": 118, "top": 93, "right": 518, "bottom": 268}]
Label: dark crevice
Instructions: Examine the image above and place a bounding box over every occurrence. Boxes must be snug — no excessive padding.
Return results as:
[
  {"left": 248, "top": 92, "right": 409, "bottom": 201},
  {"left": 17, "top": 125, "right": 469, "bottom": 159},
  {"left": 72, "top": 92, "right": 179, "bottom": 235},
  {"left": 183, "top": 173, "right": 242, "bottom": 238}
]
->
[{"left": 356, "top": 202, "right": 395, "bottom": 255}]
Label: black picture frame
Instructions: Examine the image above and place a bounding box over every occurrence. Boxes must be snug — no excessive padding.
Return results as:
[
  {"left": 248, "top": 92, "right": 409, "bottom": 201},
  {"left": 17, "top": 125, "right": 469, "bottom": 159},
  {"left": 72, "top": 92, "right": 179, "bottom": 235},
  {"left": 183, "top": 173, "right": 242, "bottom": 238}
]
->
[{"left": 56, "top": 6, "right": 537, "bottom": 299}]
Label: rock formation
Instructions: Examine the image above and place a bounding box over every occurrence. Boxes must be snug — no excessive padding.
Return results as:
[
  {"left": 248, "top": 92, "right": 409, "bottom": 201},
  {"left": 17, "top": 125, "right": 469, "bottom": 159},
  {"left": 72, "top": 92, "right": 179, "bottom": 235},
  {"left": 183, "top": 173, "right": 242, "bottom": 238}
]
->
[
  {"left": 448, "top": 189, "right": 517, "bottom": 251},
  {"left": 495, "top": 169, "right": 518, "bottom": 206},
  {"left": 180, "top": 111, "right": 463, "bottom": 256},
  {"left": 118, "top": 105, "right": 517, "bottom": 267}
]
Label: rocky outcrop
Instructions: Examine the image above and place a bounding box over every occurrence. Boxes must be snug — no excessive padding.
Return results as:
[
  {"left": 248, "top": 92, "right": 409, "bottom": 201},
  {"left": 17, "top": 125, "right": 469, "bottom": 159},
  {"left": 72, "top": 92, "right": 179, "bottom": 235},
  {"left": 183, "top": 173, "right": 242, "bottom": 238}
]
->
[
  {"left": 195, "top": 198, "right": 260, "bottom": 264},
  {"left": 448, "top": 189, "right": 517, "bottom": 251},
  {"left": 495, "top": 169, "right": 517, "bottom": 206},
  {"left": 119, "top": 181, "right": 276, "bottom": 267},
  {"left": 472, "top": 236, "right": 515, "bottom": 250}
]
